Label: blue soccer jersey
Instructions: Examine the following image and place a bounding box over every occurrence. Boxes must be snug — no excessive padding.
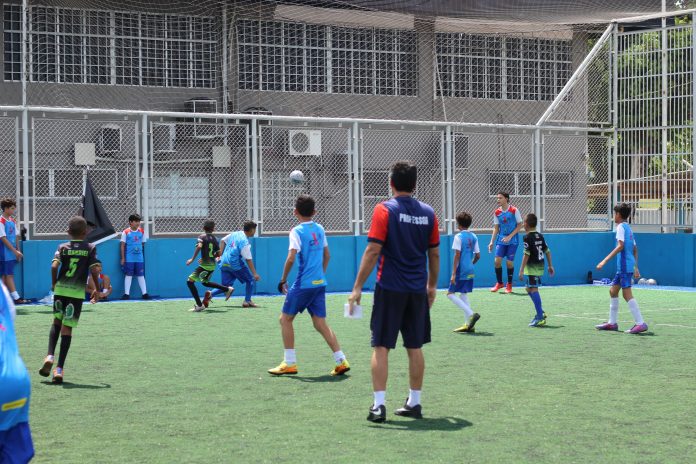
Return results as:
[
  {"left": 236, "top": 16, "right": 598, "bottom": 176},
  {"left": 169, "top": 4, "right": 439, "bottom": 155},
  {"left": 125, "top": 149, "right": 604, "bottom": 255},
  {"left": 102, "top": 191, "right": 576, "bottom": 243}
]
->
[
  {"left": 0, "top": 216, "right": 18, "bottom": 262},
  {"left": 289, "top": 222, "right": 328, "bottom": 289},
  {"left": 220, "top": 231, "right": 250, "bottom": 271},
  {"left": 615, "top": 222, "right": 636, "bottom": 273},
  {"left": 121, "top": 227, "right": 146, "bottom": 263},
  {"left": 0, "top": 284, "right": 31, "bottom": 432},
  {"left": 493, "top": 205, "right": 523, "bottom": 245},
  {"left": 453, "top": 230, "right": 479, "bottom": 280}
]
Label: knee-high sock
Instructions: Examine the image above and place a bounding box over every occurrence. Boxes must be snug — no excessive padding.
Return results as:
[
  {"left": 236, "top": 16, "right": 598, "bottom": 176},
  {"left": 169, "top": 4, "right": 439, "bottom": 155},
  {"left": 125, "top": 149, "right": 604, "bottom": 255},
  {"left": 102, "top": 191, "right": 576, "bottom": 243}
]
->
[
  {"left": 529, "top": 292, "right": 544, "bottom": 318},
  {"left": 447, "top": 293, "right": 473, "bottom": 319},
  {"left": 187, "top": 281, "right": 202, "bottom": 306},
  {"left": 57, "top": 335, "right": 72, "bottom": 369},
  {"left": 124, "top": 276, "right": 133, "bottom": 295},
  {"left": 202, "top": 281, "right": 228, "bottom": 291},
  {"left": 507, "top": 267, "right": 514, "bottom": 284},
  {"left": 244, "top": 280, "right": 255, "bottom": 302},
  {"left": 495, "top": 267, "right": 503, "bottom": 284},
  {"left": 137, "top": 276, "right": 147, "bottom": 294},
  {"left": 609, "top": 297, "right": 619, "bottom": 324},
  {"left": 48, "top": 322, "right": 61, "bottom": 356},
  {"left": 627, "top": 298, "right": 644, "bottom": 325}
]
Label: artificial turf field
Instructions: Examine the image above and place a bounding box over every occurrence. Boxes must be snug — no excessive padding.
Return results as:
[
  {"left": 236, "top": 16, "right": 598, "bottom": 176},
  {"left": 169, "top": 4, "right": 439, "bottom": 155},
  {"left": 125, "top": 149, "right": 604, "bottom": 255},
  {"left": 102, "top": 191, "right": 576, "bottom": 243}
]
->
[{"left": 14, "top": 285, "right": 696, "bottom": 463}]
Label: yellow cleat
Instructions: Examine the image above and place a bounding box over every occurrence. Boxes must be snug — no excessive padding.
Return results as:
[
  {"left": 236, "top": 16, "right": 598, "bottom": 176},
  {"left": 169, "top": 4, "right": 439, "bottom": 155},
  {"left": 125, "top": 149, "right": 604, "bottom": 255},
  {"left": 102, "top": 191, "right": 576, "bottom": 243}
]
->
[
  {"left": 268, "top": 362, "right": 298, "bottom": 376},
  {"left": 331, "top": 359, "right": 351, "bottom": 376},
  {"left": 453, "top": 324, "right": 475, "bottom": 333}
]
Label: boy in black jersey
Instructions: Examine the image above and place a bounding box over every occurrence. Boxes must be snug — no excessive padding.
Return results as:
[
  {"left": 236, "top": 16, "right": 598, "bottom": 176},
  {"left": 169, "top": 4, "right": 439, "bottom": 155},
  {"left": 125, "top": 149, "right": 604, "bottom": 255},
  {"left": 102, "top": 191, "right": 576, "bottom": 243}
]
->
[
  {"left": 518, "top": 213, "right": 554, "bottom": 327},
  {"left": 185, "top": 220, "right": 234, "bottom": 312},
  {"left": 39, "top": 216, "right": 101, "bottom": 384}
]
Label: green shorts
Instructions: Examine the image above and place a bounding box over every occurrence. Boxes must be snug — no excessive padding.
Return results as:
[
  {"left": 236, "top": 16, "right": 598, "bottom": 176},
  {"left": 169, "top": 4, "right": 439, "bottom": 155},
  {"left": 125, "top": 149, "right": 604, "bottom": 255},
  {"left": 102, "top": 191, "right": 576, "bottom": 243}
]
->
[
  {"left": 188, "top": 266, "right": 215, "bottom": 283},
  {"left": 53, "top": 296, "right": 84, "bottom": 328}
]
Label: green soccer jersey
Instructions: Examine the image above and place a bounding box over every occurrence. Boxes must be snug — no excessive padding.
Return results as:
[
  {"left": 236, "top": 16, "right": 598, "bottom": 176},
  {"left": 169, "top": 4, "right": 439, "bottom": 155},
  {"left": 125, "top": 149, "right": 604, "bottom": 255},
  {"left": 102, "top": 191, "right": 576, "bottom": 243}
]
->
[
  {"left": 197, "top": 233, "right": 220, "bottom": 271},
  {"left": 53, "top": 240, "right": 99, "bottom": 298},
  {"left": 523, "top": 231, "right": 549, "bottom": 277}
]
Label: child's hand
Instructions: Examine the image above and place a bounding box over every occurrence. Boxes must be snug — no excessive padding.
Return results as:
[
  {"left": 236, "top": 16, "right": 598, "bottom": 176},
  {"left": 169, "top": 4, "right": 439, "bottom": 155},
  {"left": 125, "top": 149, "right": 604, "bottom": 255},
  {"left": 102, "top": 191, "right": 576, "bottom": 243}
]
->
[
  {"left": 450, "top": 275, "right": 456, "bottom": 285},
  {"left": 120, "top": 258, "right": 125, "bottom": 266},
  {"left": 596, "top": 260, "right": 606, "bottom": 270},
  {"left": 488, "top": 242, "right": 494, "bottom": 253},
  {"left": 518, "top": 272, "right": 524, "bottom": 281},
  {"left": 633, "top": 268, "right": 640, "bottom": 279},
  {"left": 186, "top": 258, "right": 193, "bottom": 266},
  {"left": 14, "top": 250, "right": 23, "bottom": 261},
  {"left": 501, "top": 235, "right": 511, "bottom": 244},
  {"left": 548, "top": 266, "right": 555, "bottom": 277}
]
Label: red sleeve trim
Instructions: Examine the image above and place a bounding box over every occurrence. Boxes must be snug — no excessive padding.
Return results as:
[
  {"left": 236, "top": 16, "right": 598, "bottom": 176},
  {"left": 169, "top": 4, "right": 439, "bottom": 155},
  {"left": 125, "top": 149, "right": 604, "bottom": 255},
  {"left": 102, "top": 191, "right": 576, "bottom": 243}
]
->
[
  {"left": 368, "top": 203, "right": 389, "bottom": 243},
  {"left": 428, "top": 215, "right": 440, "bottom": 247},
  {"left": 494, "top": 208, "right": 502, "bottom": 216}
]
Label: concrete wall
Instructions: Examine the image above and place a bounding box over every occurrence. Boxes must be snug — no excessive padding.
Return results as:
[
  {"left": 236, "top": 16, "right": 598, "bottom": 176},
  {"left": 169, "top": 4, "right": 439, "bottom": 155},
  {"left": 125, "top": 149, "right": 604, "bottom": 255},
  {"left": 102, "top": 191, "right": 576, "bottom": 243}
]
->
[{"left": 15, "top": 232, "right": 695, "bottom": 300}]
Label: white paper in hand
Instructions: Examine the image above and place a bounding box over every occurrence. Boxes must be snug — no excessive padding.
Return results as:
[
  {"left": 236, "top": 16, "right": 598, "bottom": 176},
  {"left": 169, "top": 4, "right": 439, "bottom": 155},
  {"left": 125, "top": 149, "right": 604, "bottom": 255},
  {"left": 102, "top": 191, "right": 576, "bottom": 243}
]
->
[{"left": 344, "top": 303, "right": 362, "bottom": 319}]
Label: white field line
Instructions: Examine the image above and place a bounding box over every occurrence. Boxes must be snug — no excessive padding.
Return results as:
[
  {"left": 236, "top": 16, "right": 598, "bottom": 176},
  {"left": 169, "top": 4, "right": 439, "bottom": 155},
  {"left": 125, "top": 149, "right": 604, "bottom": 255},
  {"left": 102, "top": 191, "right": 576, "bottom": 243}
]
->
[{"left": 554, "top": 313, "right": 696, "bottom": 329}]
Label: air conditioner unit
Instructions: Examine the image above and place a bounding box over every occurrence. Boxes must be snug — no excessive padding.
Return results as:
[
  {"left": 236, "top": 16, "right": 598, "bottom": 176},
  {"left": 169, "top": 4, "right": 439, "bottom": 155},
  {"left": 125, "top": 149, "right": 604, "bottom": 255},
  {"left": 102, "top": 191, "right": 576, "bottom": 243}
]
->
[
  {"left": 184, "top": 98, "right": 219, "bottom": 139},
  {"left": 100, "top": 124, "right": 121, "bottom": 153},
  {"left": 289, "top": 130, "right": 321, "bottom": 157},
  {"left": 152, "top": 123, "right": 176, "bottom": 153}
]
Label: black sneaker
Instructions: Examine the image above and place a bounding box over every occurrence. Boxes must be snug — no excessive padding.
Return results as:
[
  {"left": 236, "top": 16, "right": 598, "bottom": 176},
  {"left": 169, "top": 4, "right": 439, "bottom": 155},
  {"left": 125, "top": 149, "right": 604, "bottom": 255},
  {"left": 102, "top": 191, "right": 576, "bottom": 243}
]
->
[
  {"left": 468, "top": 312, "right": 481, "bottom": 330},
  {"left": 121, "top": 294, "right": 130, "bottom": 300},
  {"left": 142, "top": 294, "right": 151, "bottom": 300},
  {"left": 367, "top": 404, "right": 386, "bottom": 423},
  {"left": 395, "top": 402, "right": 423, "bottom": 419}
]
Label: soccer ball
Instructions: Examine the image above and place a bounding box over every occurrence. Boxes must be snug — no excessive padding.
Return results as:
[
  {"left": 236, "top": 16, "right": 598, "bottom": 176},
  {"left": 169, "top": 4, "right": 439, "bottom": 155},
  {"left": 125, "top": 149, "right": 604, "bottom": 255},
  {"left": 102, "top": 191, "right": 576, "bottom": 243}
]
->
[
  {"left": 637, "top": 278, "right": 647, "bottom": 285},
  {"left": 289, "top": 170, "right": 305, "bottom": 185},
  {"left": 647, "top": 278, "right": 657, "bottom": 285}
]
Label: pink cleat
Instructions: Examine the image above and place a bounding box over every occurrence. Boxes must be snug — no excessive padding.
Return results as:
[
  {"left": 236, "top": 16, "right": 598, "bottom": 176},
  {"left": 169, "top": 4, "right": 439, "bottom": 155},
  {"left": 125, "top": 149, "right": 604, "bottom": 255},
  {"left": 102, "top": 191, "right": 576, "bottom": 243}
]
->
[
  {"left": 625, "top": 323, "right": 648, "bottom": 334},
  {"left": 595, "top": 322, "right": 619, "bottom": 331}
]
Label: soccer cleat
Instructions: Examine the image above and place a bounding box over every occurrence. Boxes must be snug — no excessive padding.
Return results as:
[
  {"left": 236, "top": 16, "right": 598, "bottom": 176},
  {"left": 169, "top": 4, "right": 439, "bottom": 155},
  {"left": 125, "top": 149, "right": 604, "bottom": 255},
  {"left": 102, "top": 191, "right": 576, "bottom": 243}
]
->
[
  {"left": 367, "top": 404, "right": 387, "bottom": 423},
  {"left": 225, "top": 287, "right": 235, "bottom": 301},
  {"left": 39, "top": 356, "right": 54, "bottom": 377},
  {"left": 453, "top": 324, "right": 474, "bottom": 333},
  {"left": 505, "top": 283, "right": 513, "bottom": 294},
  {"left": 625, "top": 323, "right": 648, "bottom": 334},
  {"left": 529, "top": 313, "right": 547, "bottom": 327},
  {"left": 189, "top": 305, "right": 205, "bottom": 312},
  {"left": 142, "top": 293, "right": 151, "bottom": 300},
  {"left": 595, "top": 322, "right": 619, "bottom": 331},
  {"left": 202, "top": 291, "right": 212, "bottom": 308},
  {"left": 467, "top": 313, "right": 481, "bottom": 330},
  {"left": 242, "top": 301, "right": 259, "bottom": 308},
  {"left": 13, "top": 298, "right": 31, "bottom": 305},
  {"left": 490, "top": 283, "right": 505, "bottom": 292},
  {"left": 331, "top": 359, "right": 351, "bottom": 376},
  {"left": 121, "top": 294, "right": 130, "bottom": 300},
  {"left": 395, "top": 401, "right": 423, "bottom": 419},
  {"left": 268, "top": 362, "right": 298, "bottom": 376},
  {"left": 52, "top": 367, "right": 63, "bottom": 384}
]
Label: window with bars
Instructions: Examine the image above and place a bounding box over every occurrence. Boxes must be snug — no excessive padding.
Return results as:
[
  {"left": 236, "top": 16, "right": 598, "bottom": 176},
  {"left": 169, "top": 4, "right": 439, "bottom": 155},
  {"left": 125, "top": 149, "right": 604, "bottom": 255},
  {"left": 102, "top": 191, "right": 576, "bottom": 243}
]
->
[
  {"left": 488, "top": 171, "right": 572, "bottom": 197},
  {"left": 3, "top": 4, "right": 216, "bottom": 88},
  {"left": 237, "top": 19, "right": 418, "bottom": 96},
  {"left": 437, "top": 34, "right": 572, "bottom": 101},
  {"left": 151, "top": 173, "right": 209, "bottom": 218}
]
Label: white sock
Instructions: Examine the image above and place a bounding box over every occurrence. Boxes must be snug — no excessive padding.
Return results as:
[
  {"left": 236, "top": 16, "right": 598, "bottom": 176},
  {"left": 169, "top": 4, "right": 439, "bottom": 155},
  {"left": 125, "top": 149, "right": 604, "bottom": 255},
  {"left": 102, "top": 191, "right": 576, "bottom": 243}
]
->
[
  {"left": 284, "top": 349, "right": 296, "bottom": 364},
  {"left": 447, "top": 293, "right": 473, "bottom": 318},
  {"left": 333, "top": 350, "right": 345, "bottom": 364},
  {"left": 373, "top": 391, "right": 386, "bottom": 408},
  {"left": 137, "top": 276, "right": 147, "bottom": 294},
  {"left": 124, "top": 276, "right": 132, "bottom": 295},
  {"left": 627, "top": 299, "right": 644, "bottom": 325},
  {"left": 10, "top": 291, "right": 19, "bottom": 300},
  {"left": 609, "top": 297, "right": 619, "bottom": 324},
  {"left": 407, "top": 389, "right": 421, "bottom": 407}
]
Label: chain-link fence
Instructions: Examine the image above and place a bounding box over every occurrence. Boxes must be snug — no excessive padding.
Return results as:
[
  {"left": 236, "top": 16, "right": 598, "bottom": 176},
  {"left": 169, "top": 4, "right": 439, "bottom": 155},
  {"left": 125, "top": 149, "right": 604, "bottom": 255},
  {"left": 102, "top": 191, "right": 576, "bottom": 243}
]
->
[
  {"left": 0, "top": 117, "right": 19, "bottom": 212},
  {"left": 259, "top": 125, "right": 351, "bottom": 234},
  {"left": 150, "top": 121, "right": 249, "bottom": 235},
  {"left": 31, "top": 118, "right": 139, "bottom": 236}
]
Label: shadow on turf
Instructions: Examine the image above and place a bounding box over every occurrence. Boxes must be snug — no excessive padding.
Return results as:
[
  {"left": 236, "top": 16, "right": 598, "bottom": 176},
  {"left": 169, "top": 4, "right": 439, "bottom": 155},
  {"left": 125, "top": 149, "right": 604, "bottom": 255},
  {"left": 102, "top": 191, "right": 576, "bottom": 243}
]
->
[
  {"left": 370, "top": 416, "right": 472, "bottom": 431},
  {"left": 535, "top": 325, "right": 564, "bottom": 329},
  {"left": 455, "top": 331, "right": 494, "bottom": 336},
  {"left": 41, "top": 381, "right": 111, "bottom": 389},
  {"left": 284, "top": 374, "right": 350, "bottom": 383}
]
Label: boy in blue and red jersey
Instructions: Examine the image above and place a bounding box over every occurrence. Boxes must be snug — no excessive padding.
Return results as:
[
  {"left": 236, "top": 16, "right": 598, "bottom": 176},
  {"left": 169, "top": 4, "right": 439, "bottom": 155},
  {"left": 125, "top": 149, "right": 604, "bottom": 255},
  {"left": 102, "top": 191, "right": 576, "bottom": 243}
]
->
[
  {"left": 0, "top": 198, "right": 29, "bottom": 305},
  {"left": 120, "top": 214, "right": 150, "bottom": 300},
  {"left": 595, "top": 203, "right": 647, "bottom": 334},
  {"left": 448, "top": 211, "right": 481, "bottom": 333},
  {"left": 268, "top": 195, "right": 350, "bottom": 377},
  {"left": 488, "top": 192, "right": 524, "bottom": 294}
]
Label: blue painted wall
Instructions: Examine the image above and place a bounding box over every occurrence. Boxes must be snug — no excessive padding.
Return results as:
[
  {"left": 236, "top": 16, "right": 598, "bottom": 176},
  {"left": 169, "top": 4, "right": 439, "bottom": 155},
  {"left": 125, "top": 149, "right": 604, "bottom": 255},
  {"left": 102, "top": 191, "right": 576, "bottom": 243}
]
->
[{"left": 15, "top": 232, "right": 695, "bottom": 300}]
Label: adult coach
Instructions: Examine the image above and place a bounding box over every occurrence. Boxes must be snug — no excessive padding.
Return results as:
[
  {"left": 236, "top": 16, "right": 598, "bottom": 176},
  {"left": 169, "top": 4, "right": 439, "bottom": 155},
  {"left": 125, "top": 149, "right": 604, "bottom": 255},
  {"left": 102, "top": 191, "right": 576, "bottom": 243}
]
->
[
  {"left": 348, "top": 160, "right": 440, "bottom": 423},
  {"left": 488, "top": 192, "right": 523, "bottom": 294}
]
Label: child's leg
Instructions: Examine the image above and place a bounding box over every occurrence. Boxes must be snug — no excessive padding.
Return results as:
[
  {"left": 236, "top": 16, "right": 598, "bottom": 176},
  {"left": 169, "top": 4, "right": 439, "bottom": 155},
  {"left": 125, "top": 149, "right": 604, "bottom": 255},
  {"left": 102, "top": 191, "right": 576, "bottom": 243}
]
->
[
  {"left": 5, "top": 273, "right": 18, "bottom": 297},
  {"left": 124, "top": 276, "right": 132, "bottom": 295},
  {"left": 47, "top": 318, "right": 62, "bottom": 356},
  {"left": 527, "top": 287, "right": 544, "bottom": 318},
  {"left": 136, "top": 276, "right": 147, "bottom": 295},
  {"left": 57, "top": 325, "right": 73, "bottom": 369},
  {"left": 311, "top": 316, "right": 346, "bottom": 363},
  {"left": 506, "top": 259, "right": 514, "bottom": 285},
  {"left": 187, "top": 279, "right": 202, "bottom": 306},
  {"left": 447, "top": 292, "right": 473, "bottom": 319},
  {"left": 279, "top": 313, "right": 297, "bottom": 363},
  {"left": 494, "top": 256, "right": 503, "bottom": 284},
  {"left": 202, "top": 281, "right": 230, "bottom": 292},
  {"left": 211, "top": 270, "right": 233, "bottom": 297},
  {"left": 608, "top": 285, "right": 620, "bottom": 324},
  {"left": 244, "top": 279, "right": 255, "bottom": 302},
  {"left": 622, "top": 287, "right": 645, "bottom": 324}
]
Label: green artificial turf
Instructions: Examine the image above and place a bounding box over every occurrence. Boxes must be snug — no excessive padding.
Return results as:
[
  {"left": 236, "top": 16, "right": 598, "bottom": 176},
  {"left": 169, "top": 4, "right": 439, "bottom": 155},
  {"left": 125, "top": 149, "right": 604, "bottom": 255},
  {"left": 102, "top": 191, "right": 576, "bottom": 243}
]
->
[{"left": 14, "top": 286, "right": 696, "bottom": 463}]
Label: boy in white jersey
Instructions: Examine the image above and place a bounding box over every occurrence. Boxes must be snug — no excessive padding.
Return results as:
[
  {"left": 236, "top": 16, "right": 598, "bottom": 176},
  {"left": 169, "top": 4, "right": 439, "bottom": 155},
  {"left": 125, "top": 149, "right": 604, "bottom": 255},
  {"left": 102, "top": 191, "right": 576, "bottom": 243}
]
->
[
  {"left": 268, "top": 195, "right": 350, "bottom": 377},
  {"left": 448, "top": 212, "right": 481, "bottom": 333},
  {"left": 595, "top": 203, "right": 648, "bottom": 334}
]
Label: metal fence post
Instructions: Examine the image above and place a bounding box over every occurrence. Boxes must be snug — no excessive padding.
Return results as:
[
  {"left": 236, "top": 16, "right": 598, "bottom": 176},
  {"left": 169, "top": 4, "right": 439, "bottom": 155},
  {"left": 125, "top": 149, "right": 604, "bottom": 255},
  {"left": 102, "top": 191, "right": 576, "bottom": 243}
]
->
[
  {"left": 141, "top": 114, "right": 149, "bottom": 236},
  {"left": 250, "top": 118, "right": 260, "bottom": 232},
  {"left": 445, "top": 125, "right": 453, "bottom": 235},
  {"left": 351, "top": 121, "right": 361, "bottom": 236},
  {"left": 533, "top": 128, "right": 543, "bottom": 231}
]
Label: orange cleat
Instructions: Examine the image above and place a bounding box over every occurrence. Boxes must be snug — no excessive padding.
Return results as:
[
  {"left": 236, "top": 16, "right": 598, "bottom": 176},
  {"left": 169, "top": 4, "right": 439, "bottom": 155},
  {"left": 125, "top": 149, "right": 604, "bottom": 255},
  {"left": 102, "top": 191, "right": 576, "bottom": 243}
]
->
[{"left": 490, "top": 283, "right": 505, "bottom": 292}]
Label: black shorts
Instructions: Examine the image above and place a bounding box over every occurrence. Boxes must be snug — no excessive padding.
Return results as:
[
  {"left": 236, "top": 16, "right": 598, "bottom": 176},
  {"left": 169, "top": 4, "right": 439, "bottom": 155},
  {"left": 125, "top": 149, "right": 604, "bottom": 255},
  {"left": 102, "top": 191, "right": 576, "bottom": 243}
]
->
[
  {"left": 53, "top": 295, "right": 84, "bottom": 328},
  {"left": 371, "top": 285, "right": 431, "bottom": 349}
]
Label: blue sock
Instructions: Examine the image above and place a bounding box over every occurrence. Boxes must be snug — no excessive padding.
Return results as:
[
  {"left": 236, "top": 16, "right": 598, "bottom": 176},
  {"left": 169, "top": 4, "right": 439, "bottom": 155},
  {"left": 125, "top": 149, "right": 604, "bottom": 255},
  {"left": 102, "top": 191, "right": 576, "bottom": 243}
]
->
[
  {"left": 529, "top": 291, "right": 544, "bottom": 318},
  {"left": 244, "top": 280, "right": 255, "bottom": 301}
]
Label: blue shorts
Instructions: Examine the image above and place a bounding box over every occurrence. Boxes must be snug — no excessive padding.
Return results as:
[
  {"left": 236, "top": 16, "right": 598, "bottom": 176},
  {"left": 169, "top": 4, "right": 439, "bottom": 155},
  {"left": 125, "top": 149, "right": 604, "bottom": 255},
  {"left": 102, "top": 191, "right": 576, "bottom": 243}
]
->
[
  {"left": 611, "top": 272, "right": 633, "bottom": 289},
  {"left": 0, "top": 422, "right": 34, "bottom": 464},
  {"left": 525, "top": 275, "right": 542, "bottom": 288},
  {"left": 448, "top": 279, "right": 473, "bottom": 294},
  {"left": 220, "top": 266, "right": 253, "bottom": 286},
  {"left": 495, "top": 243, "right": 518, "bottom": 260},
  {"left": 122, "top": 262, "right": 144, "bottom": 277},
  {"left": 0, "top": 260, "right": 16, "bottom": 276},
  {"left": 371, "top": 284, "right": 431, "bottom": 350},
  {"left": 282, "top": 286, "right": 326, "bottom": 318}
]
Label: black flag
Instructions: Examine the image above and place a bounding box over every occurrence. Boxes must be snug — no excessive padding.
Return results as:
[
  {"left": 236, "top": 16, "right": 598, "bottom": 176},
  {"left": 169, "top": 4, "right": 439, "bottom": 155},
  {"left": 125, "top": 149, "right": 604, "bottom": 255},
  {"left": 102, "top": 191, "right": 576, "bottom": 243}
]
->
[{"left": 79, "top": 174, "right": 116, "bottom": 242}]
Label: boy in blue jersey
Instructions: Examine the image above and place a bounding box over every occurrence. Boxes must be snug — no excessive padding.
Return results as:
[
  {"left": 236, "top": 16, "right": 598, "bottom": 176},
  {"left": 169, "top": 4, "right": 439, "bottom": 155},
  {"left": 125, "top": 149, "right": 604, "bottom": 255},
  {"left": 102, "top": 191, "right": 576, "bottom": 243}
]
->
[
  {"left": 0, "top": 198, "right": 29, "bottom": 305},
  {"left": 488, "top": 192, "right": 524, "bottom": 294},
  {"left": 120, "top": 214, "right": 150, "bottom": 300},
  {"left": 268, "top": 195, "right": 350, "bottom": 377},
  {"left": 448, "top": 212, "right": 481, "bottom": 333},
  {"left": 518, "top": 213, "right": 554, "bottom": 327},
  {"left": 595, "top": 203, "right": 647, "bottom": 334},
  {"left": 211, "top": 220, "right": 261, "bottom": 307},
  {"left": 0, "top": 282, "right": 34, "bottom": 463},
  {"left": 86, "top": 261, "right": 112, "bottom": 303}
]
